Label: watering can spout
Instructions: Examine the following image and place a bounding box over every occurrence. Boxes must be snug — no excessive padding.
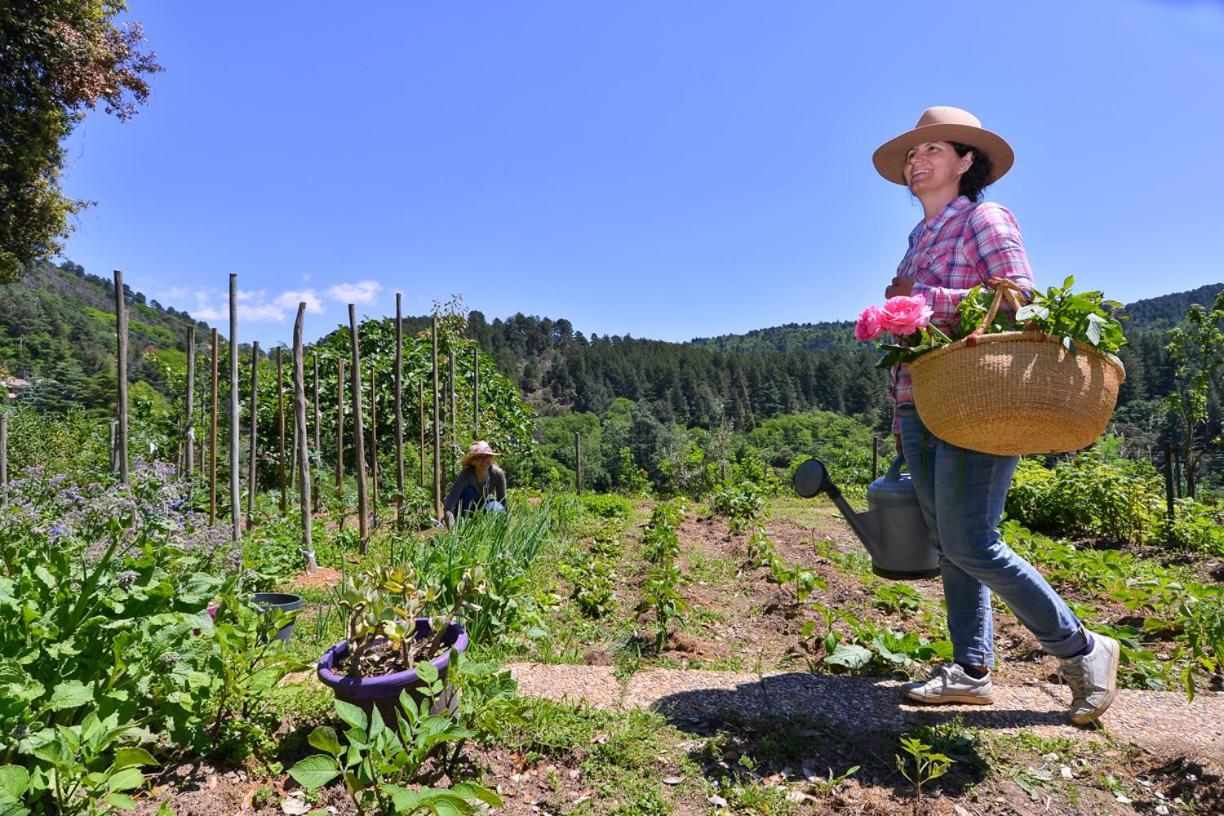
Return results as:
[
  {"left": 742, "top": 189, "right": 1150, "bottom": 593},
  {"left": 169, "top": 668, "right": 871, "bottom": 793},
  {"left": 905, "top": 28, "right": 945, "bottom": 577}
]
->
[
  {"left": 793, "top": 455, "right": 940, "bottom": 581},
  {"left": 792, "top": 458, "right": 885, "bottom": 559}
]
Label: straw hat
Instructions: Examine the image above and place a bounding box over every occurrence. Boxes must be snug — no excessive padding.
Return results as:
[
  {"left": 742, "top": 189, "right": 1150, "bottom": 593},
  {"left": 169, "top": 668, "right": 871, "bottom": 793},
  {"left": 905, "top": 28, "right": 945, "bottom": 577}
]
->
[
  {"left": 872, "top": 106, "right": 1014, "bottom": 186},
  {"left": 461, "top": 440, "right": 500, "bottom": 468}
]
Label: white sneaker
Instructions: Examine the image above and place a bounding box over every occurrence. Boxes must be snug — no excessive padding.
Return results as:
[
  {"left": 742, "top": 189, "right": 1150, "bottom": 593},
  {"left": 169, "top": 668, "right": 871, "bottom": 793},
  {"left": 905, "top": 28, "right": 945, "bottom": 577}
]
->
[
  {"left": 902, "top": 663, "right": 993, "bottom": 705},
  {"left": 1059, "top": 633, "right": 1120, "bottom": 725}
]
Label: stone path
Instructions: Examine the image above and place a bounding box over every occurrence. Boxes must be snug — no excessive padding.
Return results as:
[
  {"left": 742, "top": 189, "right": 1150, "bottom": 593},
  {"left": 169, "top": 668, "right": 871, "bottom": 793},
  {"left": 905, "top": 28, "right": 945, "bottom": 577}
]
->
[{"left": 509, "top": 663, "right": 1224, "bottom": 762}]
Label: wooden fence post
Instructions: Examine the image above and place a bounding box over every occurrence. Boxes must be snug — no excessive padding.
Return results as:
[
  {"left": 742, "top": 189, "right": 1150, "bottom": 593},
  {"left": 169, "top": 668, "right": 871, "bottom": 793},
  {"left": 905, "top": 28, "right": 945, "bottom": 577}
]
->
[
  {"left": 209, "top": 329, "right": 219, "bottom": 526},
  {"left": 113, "top": 269, "right": 129, "bottom": 483},
  {"left": 229, "top": 273, "right": 241, "bottom": 545},
  {"left": 872, "top": 437, "right": 879, "bottom": 481},
  {"left": 312, "top": 351, "right": 320, "bottom": 512},
  {"left": 1163, "top": 441, "right": 1175, "bottom": 520},
  {"left": 247, "top": 341, "right": 260, "bottom": 529},
  {"left": 418, "top": 381, "right": 426, "bottom": 488},
  {"left": 431, "top": 316, "right": 442, "bottom": 520},
  {"left": 575, "top": 431, "right": 582, "bottom": 493},
  {"left": 336, "top": 358, "right": 345, "bottom": 529},
  {"left": 369, "top": 363, "right": 379, "bottom": 528},
  {"left": 184, "top": 325, "right": 196, "bottom": 480},
  {"left": 472, "top": 347, "right": 480, "bottom": 437},
  {"left": 0, "top": 410, "right": 8, "bottom": 495},
  {"left": 448, "top": 351, "right": 456, "bottom": 474},
  {"left": 293, "top": 303, "right": 318, "bottom": 572},
  {"left": 277, "top": 346, "right": 287, "bottom": 514},
  {"left": 394, "top": 293, "right": 405, "bottom": 529},
  {"left": 349, "top": 305, "right": 369, "bottom": 550}
]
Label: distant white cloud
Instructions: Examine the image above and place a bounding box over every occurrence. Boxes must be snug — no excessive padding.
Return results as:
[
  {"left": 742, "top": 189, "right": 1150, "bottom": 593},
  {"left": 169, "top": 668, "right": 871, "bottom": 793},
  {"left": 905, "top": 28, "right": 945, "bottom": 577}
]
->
[
  {"left": 184, "top": 287, "right": 327, "bottom": 323},
  {"left": 326, "top": 280, "right": 384, "bottom": 305}
]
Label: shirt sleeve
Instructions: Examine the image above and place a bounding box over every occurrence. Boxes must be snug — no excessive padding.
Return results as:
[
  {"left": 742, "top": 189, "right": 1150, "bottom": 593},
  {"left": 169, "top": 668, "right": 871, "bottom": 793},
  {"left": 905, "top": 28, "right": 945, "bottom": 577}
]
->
[
  {"left": 912, "top": 203, "right": 1034, "bottom": 322},
  {"left": 491, "top": 466, "right": 507, "bottom": 503},
  {"left": 442, "top": 468, "right": 470, "bottom": 515}
]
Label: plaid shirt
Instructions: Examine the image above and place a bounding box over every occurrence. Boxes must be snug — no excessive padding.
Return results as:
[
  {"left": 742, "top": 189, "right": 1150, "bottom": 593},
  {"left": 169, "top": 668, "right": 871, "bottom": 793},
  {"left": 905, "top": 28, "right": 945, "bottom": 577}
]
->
[{"left": 890, "top": 196, "right": 1034, "bottom": 432}]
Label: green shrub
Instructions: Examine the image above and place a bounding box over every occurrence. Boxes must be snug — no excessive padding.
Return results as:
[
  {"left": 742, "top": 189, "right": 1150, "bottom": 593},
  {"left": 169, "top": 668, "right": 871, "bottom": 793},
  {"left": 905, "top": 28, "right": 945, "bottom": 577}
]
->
[
  {"left": 579, "top": 493, "right": 632, "bottom": 520},
  {"left": 1151, "top": 498, "right": 1224, "bottom": 555},
  {"left": 1006, "top": 452, "right": 1159, "bottom": 543}
]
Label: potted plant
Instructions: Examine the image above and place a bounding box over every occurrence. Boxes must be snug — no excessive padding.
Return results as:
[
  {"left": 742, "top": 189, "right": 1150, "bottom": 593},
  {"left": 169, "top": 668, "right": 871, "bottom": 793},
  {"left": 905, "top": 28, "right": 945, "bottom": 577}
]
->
[{"left": 316, "top": 564, "right": 484, "bottom": 720}]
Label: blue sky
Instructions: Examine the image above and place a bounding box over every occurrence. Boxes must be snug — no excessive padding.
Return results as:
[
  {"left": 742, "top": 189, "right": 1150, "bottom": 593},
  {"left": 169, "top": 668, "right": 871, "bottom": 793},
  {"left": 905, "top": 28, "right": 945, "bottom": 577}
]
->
[{"left": 60, "top": 0, "right": 1224, "bottom": 346}]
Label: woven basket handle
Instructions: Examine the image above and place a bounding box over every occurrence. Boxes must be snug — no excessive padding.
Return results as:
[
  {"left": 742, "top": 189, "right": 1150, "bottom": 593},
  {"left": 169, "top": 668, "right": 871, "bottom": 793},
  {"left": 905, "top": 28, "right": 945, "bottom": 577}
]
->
[{"left": 970, "top": 277, "right": 1029, "bottom": 339}]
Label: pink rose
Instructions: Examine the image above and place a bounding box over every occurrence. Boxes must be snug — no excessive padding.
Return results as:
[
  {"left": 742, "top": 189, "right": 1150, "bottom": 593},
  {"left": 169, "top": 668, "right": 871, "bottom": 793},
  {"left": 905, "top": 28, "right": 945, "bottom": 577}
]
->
[
  {"left": 880, "top": 294, "right": 933, "bottom": 336},
  {"left": 855, "top": 305, "right": 885, "bottom": 341}
]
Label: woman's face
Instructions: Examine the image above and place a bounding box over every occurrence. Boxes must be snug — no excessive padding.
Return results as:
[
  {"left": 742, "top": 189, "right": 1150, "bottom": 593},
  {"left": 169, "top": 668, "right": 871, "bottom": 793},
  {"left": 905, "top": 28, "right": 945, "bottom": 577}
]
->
[
  {"left": 903, "top": 141, "right": 972, "bottom": 198},
  {"left": 472, "top": 454, "right": 492, "bottom": 469}
]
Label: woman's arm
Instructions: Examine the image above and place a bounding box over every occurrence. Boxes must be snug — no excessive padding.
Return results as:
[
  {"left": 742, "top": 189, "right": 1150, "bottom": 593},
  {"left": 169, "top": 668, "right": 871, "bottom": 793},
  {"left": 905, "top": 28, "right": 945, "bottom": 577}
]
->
[{"left": 492, "top": 466, "right": 507, "bottom": 504}]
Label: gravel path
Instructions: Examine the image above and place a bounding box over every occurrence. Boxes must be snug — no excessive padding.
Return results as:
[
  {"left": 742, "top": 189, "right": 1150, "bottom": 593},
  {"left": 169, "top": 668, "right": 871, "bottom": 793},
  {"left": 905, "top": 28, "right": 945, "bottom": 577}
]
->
[{"left": 509, "top": 662, "right": 1224, "bottom": 762}]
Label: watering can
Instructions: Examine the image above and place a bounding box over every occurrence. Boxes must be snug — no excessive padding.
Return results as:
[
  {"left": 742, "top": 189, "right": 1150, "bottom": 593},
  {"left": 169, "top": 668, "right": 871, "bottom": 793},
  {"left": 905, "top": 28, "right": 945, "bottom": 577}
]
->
[{"left": 793, "top": 455, "right": 940, "bottom": 580}]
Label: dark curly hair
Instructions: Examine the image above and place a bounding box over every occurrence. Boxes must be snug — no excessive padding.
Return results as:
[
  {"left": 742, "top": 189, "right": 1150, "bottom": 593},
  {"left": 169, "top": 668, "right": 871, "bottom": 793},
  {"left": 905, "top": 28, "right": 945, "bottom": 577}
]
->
[{"left": 950, "top": 142, "right": 994, "bottom": 202}]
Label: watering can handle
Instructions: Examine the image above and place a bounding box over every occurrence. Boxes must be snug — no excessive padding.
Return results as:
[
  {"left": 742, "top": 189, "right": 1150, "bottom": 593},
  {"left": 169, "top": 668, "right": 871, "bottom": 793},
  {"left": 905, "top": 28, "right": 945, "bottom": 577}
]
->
[{"left": 884, "top": 455, "right": 906, "bottom": 482}]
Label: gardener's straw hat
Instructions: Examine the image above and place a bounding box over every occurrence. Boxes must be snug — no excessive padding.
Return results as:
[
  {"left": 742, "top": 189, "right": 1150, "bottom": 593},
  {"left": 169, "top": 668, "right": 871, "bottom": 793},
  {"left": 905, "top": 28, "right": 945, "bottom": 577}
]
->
[
  {"left": 461, "top": 440, "right": 500, "bottom": 468},
  {"left": 872, "top": 106, "right": 1014, "bottom": 186}
]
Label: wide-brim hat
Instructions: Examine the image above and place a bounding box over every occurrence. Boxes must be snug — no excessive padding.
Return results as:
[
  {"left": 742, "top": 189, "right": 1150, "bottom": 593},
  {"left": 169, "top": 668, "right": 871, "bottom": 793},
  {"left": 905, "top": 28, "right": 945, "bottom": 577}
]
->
[
  {"left": 872, "top": 106, "right": 1014, "bottom": 186},
  {"left": 461, "top": 440, "right": 500, "bottom": 467}
]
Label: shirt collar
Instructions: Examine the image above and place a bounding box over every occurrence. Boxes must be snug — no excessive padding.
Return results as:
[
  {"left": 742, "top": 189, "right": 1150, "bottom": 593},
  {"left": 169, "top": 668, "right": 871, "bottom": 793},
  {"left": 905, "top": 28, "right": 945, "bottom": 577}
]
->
[{"left": 924, "top": 195, "right": 973, "bottom": 232}]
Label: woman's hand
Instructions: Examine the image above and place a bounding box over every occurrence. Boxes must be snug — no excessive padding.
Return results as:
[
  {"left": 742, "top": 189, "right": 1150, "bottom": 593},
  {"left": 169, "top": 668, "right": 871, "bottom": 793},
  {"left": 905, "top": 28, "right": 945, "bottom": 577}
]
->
[{"left": 885, "top": 276, "right": 914, "bottom": 298}]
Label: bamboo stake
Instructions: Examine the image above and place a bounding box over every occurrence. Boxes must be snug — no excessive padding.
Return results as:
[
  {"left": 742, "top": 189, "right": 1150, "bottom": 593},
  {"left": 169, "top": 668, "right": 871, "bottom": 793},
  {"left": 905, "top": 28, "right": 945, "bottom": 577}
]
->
[
  {"left": 293, "top": 303, "right": 318, "bottom": 572},
  {"left": 113, "top": 270, "right": 129, "bottom": 483},
  {"left": 0, "top": 410, "right": 8, "bottom": 495},
  {"left": 369, "top": 363, "right": 378, "bottom": 528},
  {"left": 229, "top": 274, "right": 241, "bottom": 545},
  {"left": 185, "top": 325, "right": 196, "bottom": 480},
  {"left": 336, "top": 358, "right": 345, "bottom": 529},
  {"left": 448, "top": 351, "right": 456, "bottom": 474},
  {"left": 431, "top": 316, "right": 442, "bottom": 519},
  {"left": 349, "top": 305, "right": 369, "bottom": 550},
  {"left": 418, "top": 381, "right": 426, "bottom": 488},
  {"left": 394, "top": 293, "right": 405, "bottom": 529},
  {"left": 277, "top": 346, "right": 287, "bottom": 514},
  {"left": 575, "top": 431, "right": 582, "bottom": 493},
  {"left": 247, "top": 341, "right": 260, "bottom": 529},
  {"left": 472, "top": 346, "right": 479, "bottom": 437},
  {"left": 312, "top": 351, "right": 320, "bottom": 512},
  {"left": 209, "top": 328, "right": 219, "bottom": 526}
]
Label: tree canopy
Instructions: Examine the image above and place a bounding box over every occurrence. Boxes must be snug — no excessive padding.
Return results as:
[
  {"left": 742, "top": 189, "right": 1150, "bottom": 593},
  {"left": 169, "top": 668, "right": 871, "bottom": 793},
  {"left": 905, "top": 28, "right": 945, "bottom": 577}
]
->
[{"left": 0, "top": 1, "right": 160, "bottom": 281}]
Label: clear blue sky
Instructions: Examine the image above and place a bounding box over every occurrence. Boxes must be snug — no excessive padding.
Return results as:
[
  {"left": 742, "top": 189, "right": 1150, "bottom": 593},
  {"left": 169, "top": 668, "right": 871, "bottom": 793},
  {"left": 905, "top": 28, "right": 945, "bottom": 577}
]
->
[{"left": 60, "top": 0, "right": 1224, "bottom": 347}]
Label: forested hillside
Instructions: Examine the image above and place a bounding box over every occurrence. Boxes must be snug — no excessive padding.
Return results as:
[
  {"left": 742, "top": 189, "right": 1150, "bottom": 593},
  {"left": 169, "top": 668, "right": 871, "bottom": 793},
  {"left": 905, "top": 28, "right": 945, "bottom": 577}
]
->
[{"left": 0, "top": 261, "right": 204, "bottom": 414}]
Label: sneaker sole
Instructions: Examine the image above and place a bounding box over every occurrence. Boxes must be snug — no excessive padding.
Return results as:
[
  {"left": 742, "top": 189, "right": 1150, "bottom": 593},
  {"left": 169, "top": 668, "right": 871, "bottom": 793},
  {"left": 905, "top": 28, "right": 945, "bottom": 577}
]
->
[
  {"left": 1070, "top": 637, "right": 1120, "bottom": 726},
  {"left": 904, "top": 689, "right": 994, "bottom": 706}
]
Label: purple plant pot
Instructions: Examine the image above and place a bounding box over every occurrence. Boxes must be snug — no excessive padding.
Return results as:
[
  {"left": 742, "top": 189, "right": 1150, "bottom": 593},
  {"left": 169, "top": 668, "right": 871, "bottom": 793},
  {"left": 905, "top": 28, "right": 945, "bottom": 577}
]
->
[{"left": 317, "top": 619, "right": 468, "bottom": 721}]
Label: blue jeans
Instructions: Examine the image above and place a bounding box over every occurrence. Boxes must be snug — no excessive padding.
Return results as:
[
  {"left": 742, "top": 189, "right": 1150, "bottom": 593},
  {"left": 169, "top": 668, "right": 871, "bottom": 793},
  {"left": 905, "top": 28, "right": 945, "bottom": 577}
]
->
[
  {"left": 459, "top": 486, "right": 505, "bottom": 515},
  {"left": 897, "top": 404, "right": 1087, "bottom": 667}
]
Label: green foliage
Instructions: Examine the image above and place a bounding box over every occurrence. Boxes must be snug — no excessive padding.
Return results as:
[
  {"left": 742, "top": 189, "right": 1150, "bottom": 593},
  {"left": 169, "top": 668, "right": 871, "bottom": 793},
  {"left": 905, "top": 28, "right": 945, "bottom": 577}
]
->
[
  {"left": 561, "top": 533, "right": 620, "bottom": 619},
  {"left": 1006, "top": 452, "right": 1159, "bottom": 543},
  {"left": 638, "top": 500, "right": 689, "bottom": 650},
  {"left": 289, "top": 661, "right": 501, "bottom": 816},
  {"left": 579, "top": 492, "right": 633, "bottom": 520},
  {"left": 895, "top": 735, "right": 952, "bottom": 801},
  {"left": 0, "top": 6, "right": 160, "bottom": 280},
  {"left": 1162, "top": 290, "right": 1223, "bottom": 498},
  {"left": 1151, "top": 498, "right": 1224, "bottom": 555},
  {"left": 710, "top": 481, "right": 765, "bottom": 533}
]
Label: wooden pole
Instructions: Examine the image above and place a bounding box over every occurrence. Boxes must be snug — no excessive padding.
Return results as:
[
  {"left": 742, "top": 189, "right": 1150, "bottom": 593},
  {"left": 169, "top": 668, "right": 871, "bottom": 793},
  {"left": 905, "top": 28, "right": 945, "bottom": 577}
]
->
[
  {"left": 349, "top": 305, "right": 369, "bottom": 550},
  {"left": 312, "top": 351, "right": 321, "bottom": 512},
  {"left": 293, "top": 303, "right": 318, "bottom": 572},
  {"left": 247, "top": 341, "right": 260, "bottom": 529},
  {"left": 418, "top": 381, "right": 426, "bottom": 488},
  {"left": 185, "top": 325, "right": 196, "bottom": 480},
  {"left": 0, "top": 410, "right": 8, "bottom": 494},
  {"left": 113, "top": 269, "right": 129, "bottom": 483},
  {"left": 1163, "top": 441, "right": 1175, "bottom": 520},
  {"left": 872, "top": 437, "right": 879, "bottom": 481},
  {"left": 336, "top": 359, "right": 345, "bottom": 488},
  {"left": 209, "top": 329, "right": 219, "bottom": 526},
  {"left": 575, "top": 431, "right": 582, "bottom": 493},
  {"left": 229, "top": 273, "right": 241, "bottom": 545},
  {"left": 472, "top": 347, "right": 480, "bottom": 437},
  {"left": 369, "top": 363, "right": 379, "bottom": 528},
  {"left": 109, "top": 421, "right": 117, "bottom": 473},
  {"left": 277, "top": 346, "right": 287, "bottom": 514},
  {"left": 448, "top": 351, "right": 457, "bottom": 474},
  {"left": 394, "top": 293, "right": 405, "bottom": 529},
  {"left": 431, "top": 316, "right": 442, "bottom": 520}
]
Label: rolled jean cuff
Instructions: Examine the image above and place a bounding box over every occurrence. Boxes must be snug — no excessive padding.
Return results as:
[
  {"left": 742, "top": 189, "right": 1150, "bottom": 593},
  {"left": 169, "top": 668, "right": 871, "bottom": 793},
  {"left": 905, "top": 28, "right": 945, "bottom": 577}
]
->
[
  {"left": 955, "top": 648, "right": 995, "bottom": 669},
  {"left": 1040, "top": 626, "right": 1091, "bottom": 660}
]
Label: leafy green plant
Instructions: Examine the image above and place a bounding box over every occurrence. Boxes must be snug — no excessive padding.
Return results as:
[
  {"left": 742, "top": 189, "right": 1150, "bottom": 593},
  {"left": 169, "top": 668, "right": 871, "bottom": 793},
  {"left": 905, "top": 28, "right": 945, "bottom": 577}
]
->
[
  {"left": 289, "top": 661, "right": 501, "bottom": 815},
  {"left": 895, "top": 735, "right": 952, "bottom": 801},
  {"left": 710, "top": 482, "right": 765, "bottom": 533},
  {"left": 637, "top": 500, "right": 689, "bottom": 650}
]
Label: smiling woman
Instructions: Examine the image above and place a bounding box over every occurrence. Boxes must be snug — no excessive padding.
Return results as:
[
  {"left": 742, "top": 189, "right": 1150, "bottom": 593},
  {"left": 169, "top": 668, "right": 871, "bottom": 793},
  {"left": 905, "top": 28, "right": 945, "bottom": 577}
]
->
[{"left": 867, "top": 105, "right": 1122, "bottom": 727}]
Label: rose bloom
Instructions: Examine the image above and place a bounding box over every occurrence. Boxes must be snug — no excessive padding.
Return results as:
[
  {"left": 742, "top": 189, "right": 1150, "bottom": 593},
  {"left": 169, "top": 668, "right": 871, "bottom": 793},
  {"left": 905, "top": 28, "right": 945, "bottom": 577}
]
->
[
  {"left": 855, "top": 304, "right": 886, "bottom": 341},
  {"left": 880, "top": 294, "right": 933, "bottom": 336}
]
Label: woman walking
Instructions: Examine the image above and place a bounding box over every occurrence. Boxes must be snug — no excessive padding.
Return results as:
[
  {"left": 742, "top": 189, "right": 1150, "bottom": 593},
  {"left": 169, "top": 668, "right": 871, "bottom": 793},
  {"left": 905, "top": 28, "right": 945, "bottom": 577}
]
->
[{"left": 872, "top": 106, "right": 1119, "bottom": 725}]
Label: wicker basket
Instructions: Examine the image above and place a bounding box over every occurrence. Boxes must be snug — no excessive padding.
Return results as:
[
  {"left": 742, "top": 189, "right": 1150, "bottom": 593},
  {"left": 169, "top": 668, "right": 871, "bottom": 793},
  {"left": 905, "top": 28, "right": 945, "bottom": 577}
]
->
[{"left": 908, "top": 331, "right": 1126, "bottom": 456}]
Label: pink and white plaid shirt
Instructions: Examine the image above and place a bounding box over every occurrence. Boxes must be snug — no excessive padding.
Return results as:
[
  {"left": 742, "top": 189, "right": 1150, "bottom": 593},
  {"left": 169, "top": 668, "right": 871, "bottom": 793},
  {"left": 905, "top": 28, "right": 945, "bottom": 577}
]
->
[{"left": 890, "top": 196, "right": 1034, "bottom": 432}]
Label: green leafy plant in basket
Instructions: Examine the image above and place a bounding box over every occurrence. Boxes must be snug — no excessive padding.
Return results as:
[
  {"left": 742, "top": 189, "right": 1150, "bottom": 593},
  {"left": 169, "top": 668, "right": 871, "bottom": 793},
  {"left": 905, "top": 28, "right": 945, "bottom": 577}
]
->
[{"left": 860, "top": 276, "right": 1126, "bottom": 368}]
